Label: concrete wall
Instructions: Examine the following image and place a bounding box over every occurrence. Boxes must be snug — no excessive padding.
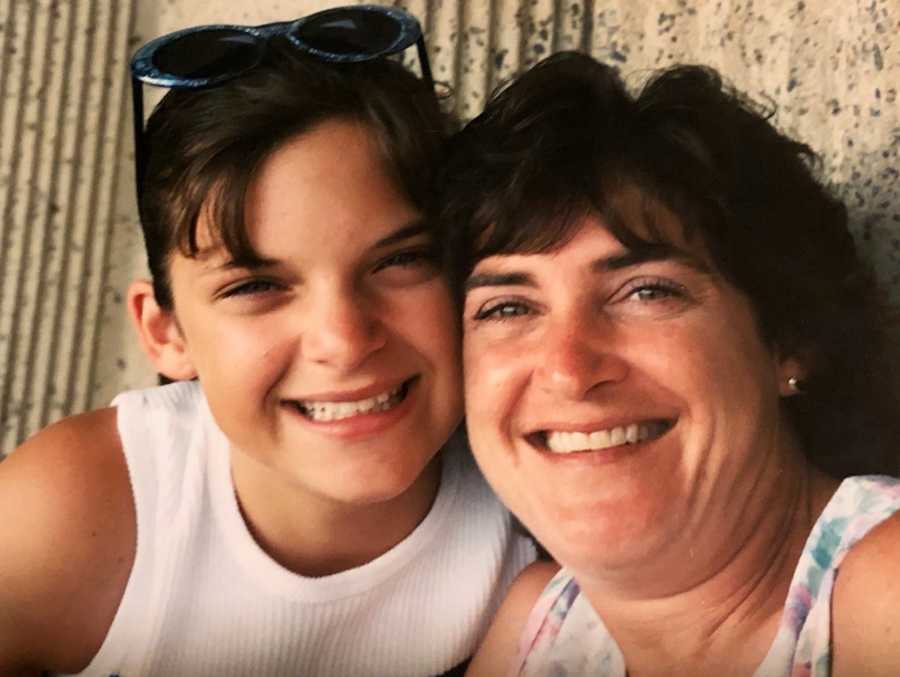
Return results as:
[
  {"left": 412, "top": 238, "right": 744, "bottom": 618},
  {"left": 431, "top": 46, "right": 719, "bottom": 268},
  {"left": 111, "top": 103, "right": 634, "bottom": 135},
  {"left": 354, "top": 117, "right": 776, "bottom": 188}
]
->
[{"left": 1, "top": 0, "right": 898, "bottom": 454}]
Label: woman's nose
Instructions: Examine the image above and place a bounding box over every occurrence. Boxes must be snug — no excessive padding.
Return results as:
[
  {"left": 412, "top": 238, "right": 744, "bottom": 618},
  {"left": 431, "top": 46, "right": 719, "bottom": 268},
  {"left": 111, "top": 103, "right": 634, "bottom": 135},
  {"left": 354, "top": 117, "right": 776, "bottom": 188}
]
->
[
  {"left": 301, "top": 291, "right": 387, "bottom": 372},
  {"left": 534, "top": 313, "right": 628, "bottom": 400}
]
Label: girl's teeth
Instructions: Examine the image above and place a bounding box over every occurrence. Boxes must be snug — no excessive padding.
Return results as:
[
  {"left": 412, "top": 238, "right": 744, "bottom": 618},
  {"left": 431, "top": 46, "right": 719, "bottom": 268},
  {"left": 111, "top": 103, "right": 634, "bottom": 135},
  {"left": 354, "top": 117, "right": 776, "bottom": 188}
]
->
[
  {"left": 545, "top": 421, "right": 668, "bottom": 454},
  {"left": 298, "top": 384, "right": 404, "bottom": 422}
]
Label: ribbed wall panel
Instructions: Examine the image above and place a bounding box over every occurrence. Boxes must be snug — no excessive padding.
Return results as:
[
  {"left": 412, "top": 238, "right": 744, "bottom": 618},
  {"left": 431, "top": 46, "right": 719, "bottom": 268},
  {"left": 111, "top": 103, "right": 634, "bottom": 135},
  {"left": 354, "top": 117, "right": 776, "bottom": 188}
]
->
[
  {"left": 8, "top": 0, "right": 71, "bottom": 443},
  {"left": 1, "top": 0, "right": 898, "bottom": 453},
  {"left": 1, "top": 0, "right": 137, "bottom": 453},
  {"left": 2, "top": 1, "right": 59, "bottom": 448}
]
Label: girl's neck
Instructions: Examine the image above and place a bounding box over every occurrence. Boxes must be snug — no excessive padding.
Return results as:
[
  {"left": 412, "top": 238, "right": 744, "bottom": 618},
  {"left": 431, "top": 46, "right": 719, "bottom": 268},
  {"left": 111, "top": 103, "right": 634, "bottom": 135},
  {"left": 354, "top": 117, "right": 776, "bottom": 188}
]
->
[
  {"left": 230, "top": 450, "right": 442, "bottom": 577},
  {"left": 578, "top": 459, "right": 838, "bottom": 677}
]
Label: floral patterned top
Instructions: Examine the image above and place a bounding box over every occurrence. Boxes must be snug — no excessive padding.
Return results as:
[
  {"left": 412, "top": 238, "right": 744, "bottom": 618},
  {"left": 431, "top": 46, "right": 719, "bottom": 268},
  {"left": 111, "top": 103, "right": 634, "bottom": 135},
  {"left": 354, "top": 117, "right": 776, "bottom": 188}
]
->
[{"left": 513, "top": 476, "right": 900, "bottom": 677}]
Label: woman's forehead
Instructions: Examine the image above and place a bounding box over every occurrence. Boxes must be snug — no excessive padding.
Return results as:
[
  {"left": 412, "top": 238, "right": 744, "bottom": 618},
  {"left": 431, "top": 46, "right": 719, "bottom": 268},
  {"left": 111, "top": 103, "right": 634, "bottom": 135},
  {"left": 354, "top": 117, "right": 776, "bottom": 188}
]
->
[{"left": 475, "top": 187, "right": 711, "bottom": 269}]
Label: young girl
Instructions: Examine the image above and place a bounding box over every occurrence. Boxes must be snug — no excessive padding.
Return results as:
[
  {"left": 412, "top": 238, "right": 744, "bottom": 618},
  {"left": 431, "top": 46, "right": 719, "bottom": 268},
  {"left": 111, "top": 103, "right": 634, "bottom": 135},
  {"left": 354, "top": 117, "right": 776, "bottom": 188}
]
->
[{"left": 0, "top": 9, "right": 534, "bottom": 676}]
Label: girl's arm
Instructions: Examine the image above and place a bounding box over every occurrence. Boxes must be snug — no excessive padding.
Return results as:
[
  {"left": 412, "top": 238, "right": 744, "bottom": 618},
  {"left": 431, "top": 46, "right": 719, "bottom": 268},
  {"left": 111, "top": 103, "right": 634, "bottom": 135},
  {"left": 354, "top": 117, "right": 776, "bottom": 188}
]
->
[{"left": 0, "top": 409, "right": 135, "bottom": 674}]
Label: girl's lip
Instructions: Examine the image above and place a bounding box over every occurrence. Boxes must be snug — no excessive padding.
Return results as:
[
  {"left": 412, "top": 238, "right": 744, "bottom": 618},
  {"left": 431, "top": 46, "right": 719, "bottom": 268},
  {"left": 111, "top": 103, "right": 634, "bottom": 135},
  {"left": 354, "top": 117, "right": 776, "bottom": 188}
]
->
[
  {"left": 282, "top": 377, "right": 419, "bottom": 440},
  {"left": 290, "top": 375, "right": 416, "bottom": 404}
]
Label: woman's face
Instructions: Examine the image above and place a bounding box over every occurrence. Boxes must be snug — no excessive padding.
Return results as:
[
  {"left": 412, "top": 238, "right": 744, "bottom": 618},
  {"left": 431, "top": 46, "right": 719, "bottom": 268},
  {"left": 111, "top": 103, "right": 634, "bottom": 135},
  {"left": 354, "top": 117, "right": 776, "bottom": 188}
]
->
[
  {"left": 166, "top": 119, "right": 462, "bottom": 508},
  {"left": 462, "top": 214, "right": 796, "bottom": 574}
]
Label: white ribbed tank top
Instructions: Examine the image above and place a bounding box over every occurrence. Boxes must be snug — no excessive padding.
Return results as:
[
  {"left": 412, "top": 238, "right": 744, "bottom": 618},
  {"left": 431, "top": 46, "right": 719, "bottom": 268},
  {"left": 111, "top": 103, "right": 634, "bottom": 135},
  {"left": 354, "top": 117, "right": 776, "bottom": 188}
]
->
[{"left": 67, "top": 381, "right": 535, "bottom": 676}]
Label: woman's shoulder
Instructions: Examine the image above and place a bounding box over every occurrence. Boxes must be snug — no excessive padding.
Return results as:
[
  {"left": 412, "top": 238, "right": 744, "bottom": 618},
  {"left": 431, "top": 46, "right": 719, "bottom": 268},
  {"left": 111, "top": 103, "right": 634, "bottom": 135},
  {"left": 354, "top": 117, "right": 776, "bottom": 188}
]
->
[
  {"left": 0, "top": 408, "right": 136, "bottom": 671},
  {"left": 466, "top": 560, "right": 561, "bottom": 676},
  {"left": 807, "top": 474, "right": 900, "bottom": 564},
  {"left": 830, "top": 478, "right": 900, "bottom": 676}
]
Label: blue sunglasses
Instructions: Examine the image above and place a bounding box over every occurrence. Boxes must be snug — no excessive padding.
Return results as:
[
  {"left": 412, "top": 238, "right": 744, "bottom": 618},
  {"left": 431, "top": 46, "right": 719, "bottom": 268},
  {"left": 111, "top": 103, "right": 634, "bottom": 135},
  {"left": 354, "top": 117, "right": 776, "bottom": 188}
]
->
[{"left": 130, "top": 4, "right": 433, "bottom": 203}]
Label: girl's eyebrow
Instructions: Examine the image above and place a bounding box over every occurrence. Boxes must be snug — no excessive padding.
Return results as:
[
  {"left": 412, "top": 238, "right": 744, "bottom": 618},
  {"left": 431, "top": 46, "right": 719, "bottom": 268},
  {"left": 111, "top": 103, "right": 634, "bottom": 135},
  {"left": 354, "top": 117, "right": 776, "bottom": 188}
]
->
[
  {"left": 198, "top": 253, "right": 279, "bottom": 274},
  {"left": 373, "top": 221, "right": 428, "bottom": 249},
  {"left": 197, "top": 221, "right": 429, "bottom": 275}
]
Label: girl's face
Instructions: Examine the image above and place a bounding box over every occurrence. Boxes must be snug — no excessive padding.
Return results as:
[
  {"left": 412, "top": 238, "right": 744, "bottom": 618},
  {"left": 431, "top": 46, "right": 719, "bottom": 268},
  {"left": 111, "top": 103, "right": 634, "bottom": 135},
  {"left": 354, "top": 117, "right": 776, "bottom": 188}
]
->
[
  {"left": 462, "top": 216, "right": 800, "bottom": 577},
  {"left": 166, "top": 120, "right": 462, "bottom": 508}
]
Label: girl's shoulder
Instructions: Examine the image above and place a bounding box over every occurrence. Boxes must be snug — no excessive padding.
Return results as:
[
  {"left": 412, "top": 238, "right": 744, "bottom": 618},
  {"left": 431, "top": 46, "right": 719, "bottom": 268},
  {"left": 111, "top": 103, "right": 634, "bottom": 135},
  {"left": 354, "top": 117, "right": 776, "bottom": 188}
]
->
[
  {"left": 2, "top": 407, "right": 132, "bottom": 540},
  {"left": 0, "top": 408, "right": 135, "bottom": 672}
]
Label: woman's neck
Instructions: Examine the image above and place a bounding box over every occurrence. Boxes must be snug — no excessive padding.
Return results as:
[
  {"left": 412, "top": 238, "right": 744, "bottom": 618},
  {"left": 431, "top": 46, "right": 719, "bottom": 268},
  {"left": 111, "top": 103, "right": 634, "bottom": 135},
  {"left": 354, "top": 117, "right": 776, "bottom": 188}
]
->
[
  {"left": 577, "top": 457, "right": 839, "bottom": 677},
  {"left": 229, "top": 449, "right": 442, "bottom": 577}
]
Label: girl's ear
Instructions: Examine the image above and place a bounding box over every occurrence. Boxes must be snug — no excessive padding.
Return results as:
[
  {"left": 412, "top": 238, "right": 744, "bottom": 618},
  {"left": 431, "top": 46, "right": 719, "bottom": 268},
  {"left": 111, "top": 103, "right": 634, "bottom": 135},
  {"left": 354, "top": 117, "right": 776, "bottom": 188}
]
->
[{"left": 127, "top": 279, "right": 198, "bottom": 381}]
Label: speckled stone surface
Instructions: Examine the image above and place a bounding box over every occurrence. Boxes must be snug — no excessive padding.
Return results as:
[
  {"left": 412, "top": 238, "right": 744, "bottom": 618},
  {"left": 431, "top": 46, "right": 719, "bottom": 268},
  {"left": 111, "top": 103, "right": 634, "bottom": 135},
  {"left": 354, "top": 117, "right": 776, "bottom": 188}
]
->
[
  {"left": 414, "top": 0, "right": 900, "bottom": 307},
  {"left": 1, "top": 0, "right": 898, "bottom": 451}
]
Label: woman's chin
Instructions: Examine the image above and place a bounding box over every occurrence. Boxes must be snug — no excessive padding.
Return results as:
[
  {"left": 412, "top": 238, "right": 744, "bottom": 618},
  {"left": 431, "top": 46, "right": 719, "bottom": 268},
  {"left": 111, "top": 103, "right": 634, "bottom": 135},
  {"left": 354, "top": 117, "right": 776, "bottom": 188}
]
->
[{"left": 529, "top": 500, "right": 677, "bottom": 573}]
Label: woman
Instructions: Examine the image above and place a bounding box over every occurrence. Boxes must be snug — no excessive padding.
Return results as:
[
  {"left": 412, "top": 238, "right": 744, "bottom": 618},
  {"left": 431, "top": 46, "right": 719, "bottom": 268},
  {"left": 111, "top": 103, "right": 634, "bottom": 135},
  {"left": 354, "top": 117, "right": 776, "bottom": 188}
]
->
[
  {"left": 0, "top": 8, "right": 534, "bottom": 675},
  {"left": 438, "top": 51, "right": 900, "bottom": 676}
]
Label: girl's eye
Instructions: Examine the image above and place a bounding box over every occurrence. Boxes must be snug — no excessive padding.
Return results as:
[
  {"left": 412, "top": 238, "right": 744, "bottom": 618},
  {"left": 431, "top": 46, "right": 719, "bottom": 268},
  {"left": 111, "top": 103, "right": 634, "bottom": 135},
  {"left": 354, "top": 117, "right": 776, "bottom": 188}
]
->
[
  {"left": 220, "top": 278, "right": 280, "bottom": 298},
  {"left": 473, "top": 300, "right": 532, "bottom": 321},
  {"left": 374, "top": 248, "right": 435, "bottom": 273}
]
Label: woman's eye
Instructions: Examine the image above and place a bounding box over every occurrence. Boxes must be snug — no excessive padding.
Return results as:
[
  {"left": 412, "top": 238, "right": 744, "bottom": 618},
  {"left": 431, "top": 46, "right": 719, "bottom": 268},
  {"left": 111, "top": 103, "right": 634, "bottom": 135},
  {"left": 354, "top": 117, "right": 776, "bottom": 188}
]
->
[
  {"left": 473, "top": 301, "right": 531, "bottom": 321},
  {"left": 630, "top": 285, "right": 677, "bottom": 301},
  {"left": 221, "top": 279, "right": 280, "bottom": 298},
  {"left": 620, "top": 277, "right": 685, "bottom": 301}
]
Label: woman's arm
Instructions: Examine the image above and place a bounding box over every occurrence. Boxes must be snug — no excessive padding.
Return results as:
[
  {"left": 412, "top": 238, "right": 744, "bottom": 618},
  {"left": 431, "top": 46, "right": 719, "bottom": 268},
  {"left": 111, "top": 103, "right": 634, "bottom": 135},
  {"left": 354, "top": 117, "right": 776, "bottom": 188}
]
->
[{"left": 466, "top": 560, "right": 560, "bottom": 677}]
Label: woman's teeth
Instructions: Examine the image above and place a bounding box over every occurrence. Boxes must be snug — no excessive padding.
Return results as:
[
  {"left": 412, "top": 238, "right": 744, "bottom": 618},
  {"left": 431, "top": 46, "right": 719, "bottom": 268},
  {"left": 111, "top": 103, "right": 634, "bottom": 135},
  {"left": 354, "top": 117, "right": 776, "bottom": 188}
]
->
[
  {"left": 296, "top": 383, "right": 407, "bottom": 422},
  {"left": 544, "top": 421, "right": 670, "bottom": 454}
]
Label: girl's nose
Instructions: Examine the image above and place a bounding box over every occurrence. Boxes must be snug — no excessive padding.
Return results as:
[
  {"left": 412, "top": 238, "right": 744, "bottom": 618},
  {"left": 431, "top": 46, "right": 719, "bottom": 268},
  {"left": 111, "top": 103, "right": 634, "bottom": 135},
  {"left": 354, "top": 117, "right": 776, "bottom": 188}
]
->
[{"left": 302, "top": 292, "right": 387, "bottom": 372}]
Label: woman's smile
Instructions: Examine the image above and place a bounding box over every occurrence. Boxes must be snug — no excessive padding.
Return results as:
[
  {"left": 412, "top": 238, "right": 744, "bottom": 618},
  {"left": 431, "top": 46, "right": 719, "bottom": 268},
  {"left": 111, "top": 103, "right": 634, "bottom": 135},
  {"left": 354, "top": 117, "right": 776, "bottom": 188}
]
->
[{"left": 533, "top": 418, "right": 675, "bottom": 455}]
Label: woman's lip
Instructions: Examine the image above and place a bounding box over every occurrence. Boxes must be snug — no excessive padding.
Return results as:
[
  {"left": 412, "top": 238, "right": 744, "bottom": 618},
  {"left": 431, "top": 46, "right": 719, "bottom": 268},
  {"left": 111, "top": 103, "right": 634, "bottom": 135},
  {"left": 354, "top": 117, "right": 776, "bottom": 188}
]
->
[
  {"left": 524, "top": 419, "right": 676, "bottom": 457},
  {"left": 282, "top": 377, "right": 419, "bottom": 440},
  {"left": 524, "top": 416, "right": 677, "bottom": 436}
]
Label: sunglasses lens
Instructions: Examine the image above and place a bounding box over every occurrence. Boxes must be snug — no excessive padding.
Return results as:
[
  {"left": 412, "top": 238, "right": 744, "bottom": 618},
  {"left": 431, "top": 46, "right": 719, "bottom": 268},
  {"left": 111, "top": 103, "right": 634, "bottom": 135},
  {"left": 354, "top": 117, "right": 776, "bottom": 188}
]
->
[
  {"left": 152, "top": 29, "right": 263, "bottom": 79},
  {"left": 292, "top": 9, "right": 403, "bottom": 57}
]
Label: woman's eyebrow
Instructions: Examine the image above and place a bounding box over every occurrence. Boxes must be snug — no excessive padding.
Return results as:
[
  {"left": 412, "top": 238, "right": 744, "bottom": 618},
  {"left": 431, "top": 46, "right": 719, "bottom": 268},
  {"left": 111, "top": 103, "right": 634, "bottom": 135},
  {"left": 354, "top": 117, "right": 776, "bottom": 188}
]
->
[
  {"left": 595, "top": 245, "right": 712, "bottom": 274},
  {"left": 464, "top": 271, "right": 536, "bottom": 293},
  {"left": 464, "top": 245, "right": 711, "bottom": 294}
]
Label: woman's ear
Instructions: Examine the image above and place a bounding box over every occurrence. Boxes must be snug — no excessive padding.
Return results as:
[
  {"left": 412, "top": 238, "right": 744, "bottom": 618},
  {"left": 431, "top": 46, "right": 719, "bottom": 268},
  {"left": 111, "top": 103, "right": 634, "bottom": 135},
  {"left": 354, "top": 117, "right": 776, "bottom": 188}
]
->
[
  {"left": 127, "top": 279, "right": 198, "bottom": 381},
  {"left": 775, "top": 349, "right": 813, "bottom": 397}
]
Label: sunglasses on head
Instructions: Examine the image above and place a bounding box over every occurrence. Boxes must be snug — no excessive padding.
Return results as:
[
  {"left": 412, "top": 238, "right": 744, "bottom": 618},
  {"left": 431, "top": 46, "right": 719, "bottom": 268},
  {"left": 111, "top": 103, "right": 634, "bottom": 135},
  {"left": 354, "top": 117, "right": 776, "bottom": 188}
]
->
[{"left": 129, "top": 4, "right": 433, "bottom": 203}]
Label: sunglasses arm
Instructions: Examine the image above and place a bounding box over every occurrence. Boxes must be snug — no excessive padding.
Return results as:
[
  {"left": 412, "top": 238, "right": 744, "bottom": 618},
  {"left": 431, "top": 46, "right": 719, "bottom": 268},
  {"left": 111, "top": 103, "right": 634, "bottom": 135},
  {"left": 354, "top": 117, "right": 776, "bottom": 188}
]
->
[
  {"left": 415, "top": 36, "right": 434, "bottom": 90},
  {"left": 131, "top": 76, "right": 147, "bottom": 207}
]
